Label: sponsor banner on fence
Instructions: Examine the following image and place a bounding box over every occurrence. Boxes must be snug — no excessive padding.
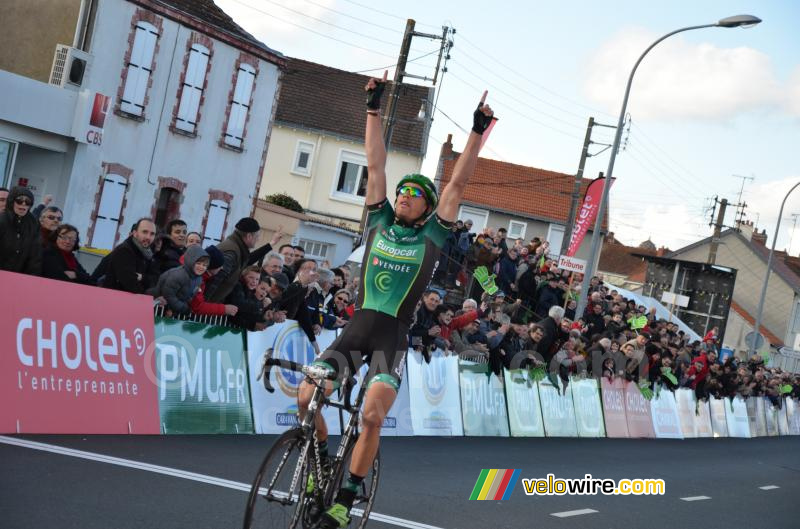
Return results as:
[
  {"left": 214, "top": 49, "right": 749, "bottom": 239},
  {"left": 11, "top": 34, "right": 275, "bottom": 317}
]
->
[
  {"left": 695, "top": 399, "right": 713, "bottom": 438},
  {"left": 1, "top": 272, "right": 159, "bottom": 434},
  {"left": 407, "top": 349, "right": 463, "bottom": 436},
  {"left": 538, "top": 378, "right": 578, "bottom": 437},
  {"left": 623, "top": 381, "right": 655, "bottom": 438},
  {"left": 650, "top": 390, "right": 683, "bottom": 439},
  {"left": 459, "top": 361, "right": 510, "bottom": 437},
  {"left": 503, "top": 369, "right": 545, "bottom": 437},
  {"left": 675, "top": 389, "right": 698, "bottom": 438},
  {"left": 777, "top": 399, "right": 791, "bottom": 436},
  {"left": 764, "top": 399, "right": 779, "bottom": 437},
  {"left": 600, "top": 377, "right": 629, "bottom": 438},
  {"left": 749, "top": 398, "right": 767, "bottom": 437},
  {"left": 725, "top": 397, "right": 751, "bottom": 438},
  {"left": 709, "top": 397, "right": 729, "bottom": 437},
  {"left": 786, "top": 398, "right": 800, "bottom": 435},
  {"left": 246, "top": 324, "right": 341, "bottom": 435},
  {"left": 571, "top": 378, "right": 606, "bottom": 438},
  {"left": 155, "top": 317, "right": 252, "bottom": 434}
]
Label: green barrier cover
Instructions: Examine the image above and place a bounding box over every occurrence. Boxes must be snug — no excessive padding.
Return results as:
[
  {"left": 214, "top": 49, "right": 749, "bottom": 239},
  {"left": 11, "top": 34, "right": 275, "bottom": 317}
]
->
[
  {"left": 155, "top": 317, "right": 254, "bottom": 434},
  {"left": 458, "top": 361, "right": 510, "bottom": 437}
]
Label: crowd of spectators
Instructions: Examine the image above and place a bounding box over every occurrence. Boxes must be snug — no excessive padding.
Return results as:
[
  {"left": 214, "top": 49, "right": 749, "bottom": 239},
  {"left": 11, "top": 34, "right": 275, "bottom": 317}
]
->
[{"left": 2, "top": 184, "right": 798, "bottom": 403}]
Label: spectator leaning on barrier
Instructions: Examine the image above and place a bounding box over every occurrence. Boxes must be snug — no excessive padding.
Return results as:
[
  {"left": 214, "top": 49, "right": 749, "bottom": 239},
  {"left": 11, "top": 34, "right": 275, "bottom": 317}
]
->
[
  {"left": 155, "top": 219, "right": 187, "bottom": 274},
  {"left": 149, "top": 245, "right": 209, "bottom": 315},
  {"left": 205, "top": 217, "right": 261, "bottom": 303},
  {"left": 261, "top": 251, "right": 284, "bottom": 277},
  {"left": 188, "top": 245, "right": 238, "bottom": 317},
  {"left": 0, "top": 186, "right": 41, "bottom": 275},
  {"left": 279, "top": 243, "right": 296, "bottom": 281},
  {"left": 227, "top": 265, "right": 268, "bottom": 330},
  {"left": 102, "top": 218, "right": 159, "bottom": 295},
  {"left": 536, "top": 305, "right": 564, "bottom": 364},
  {"left": 409, "top": 289, "right": 443, "bottom": 358},
  {"left": 42, "top": 223, "right": 93, "bottom": 285}
]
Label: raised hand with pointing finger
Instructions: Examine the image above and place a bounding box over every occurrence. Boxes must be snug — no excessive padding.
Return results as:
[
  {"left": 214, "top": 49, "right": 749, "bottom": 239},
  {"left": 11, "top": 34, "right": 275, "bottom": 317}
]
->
[
  {"left": 472, "top": 90, "right": 494, "bottom": 135},
  {"left": 365, "top": 70, "right": 388, "bottom": 110}
]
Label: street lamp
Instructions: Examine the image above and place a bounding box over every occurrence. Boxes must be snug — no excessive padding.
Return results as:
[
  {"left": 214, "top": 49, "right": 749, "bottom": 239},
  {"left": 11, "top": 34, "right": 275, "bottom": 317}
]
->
[
  {"left": 750, "top": 181, "right": 800, "bottom": 356},
  {"left": 574, "top": 14, "right": 762, "bottom": 318}
]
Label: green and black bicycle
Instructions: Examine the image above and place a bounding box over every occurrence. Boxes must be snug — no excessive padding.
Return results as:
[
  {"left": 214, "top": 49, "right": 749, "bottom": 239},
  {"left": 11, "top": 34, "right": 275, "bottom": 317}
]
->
[{"left": 243, "top": 349, "right": 379, "bottom": 529}]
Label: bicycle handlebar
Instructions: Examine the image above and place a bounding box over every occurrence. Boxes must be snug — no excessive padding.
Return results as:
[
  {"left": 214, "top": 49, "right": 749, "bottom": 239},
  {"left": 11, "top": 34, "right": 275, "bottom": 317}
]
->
[{"left": 258, "top": 349, "right": 338, "bottom": 393}]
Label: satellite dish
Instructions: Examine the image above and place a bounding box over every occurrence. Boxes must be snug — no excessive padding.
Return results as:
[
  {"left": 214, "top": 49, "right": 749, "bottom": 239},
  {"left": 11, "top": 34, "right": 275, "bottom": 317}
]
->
[{"left": 745, "top": 331, "right": 765, "bottom": 350}]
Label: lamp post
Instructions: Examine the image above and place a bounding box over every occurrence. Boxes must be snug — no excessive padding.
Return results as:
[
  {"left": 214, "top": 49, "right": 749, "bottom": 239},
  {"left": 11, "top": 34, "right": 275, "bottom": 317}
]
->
[
  {"left": 750, "top": 181, "right": 800, "bottom": 356},
  {"left": 574, "top": 14, "right": 762, "bottom": 318}
]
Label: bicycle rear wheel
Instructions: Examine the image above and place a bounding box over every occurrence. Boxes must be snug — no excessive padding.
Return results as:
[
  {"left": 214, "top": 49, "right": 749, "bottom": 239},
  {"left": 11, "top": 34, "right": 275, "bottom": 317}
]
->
[
  {"left": 327, "top": 436, "right": 380, "bottom": 529},
  {"left": 243, "top": 428, "right": 310, "bottom": 529}
]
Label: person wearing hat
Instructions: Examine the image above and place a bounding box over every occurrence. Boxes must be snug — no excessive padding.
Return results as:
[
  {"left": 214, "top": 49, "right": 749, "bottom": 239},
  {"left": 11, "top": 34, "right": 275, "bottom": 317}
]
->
[
  {"left": 205, "top": 216, "right": 261, "bottom": 303},
  {"left": 0, "top": 186, "right": 42, "bottom": 275},
  {"left": 302, "top": 71, "right": 494, "bottom": 529},
  {"left": 148, "top": 244, "right": 211, "bottom": 315},
  {"left": 188, "top": 245, "right": 238, "bottom": 317}
]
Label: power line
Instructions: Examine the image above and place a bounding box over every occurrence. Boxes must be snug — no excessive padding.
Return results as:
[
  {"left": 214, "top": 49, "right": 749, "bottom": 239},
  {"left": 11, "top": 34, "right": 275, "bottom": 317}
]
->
[
  {"left": 623, "top": 145, "right": 709, "bottom": 200},
  {"left": 226, "top": 0, "right": 397, "bottom": 59},
  {"left": 299, "top": 0, "right": 405, "bottom": 34},
  {"left": 338, "top": 0, "right": 442, "bottom": 30},
  {"left": 629, "top": 122, "right": 703, "bottom": 186},
  {"left": 435, "top": 107, "right": 508, "bottom": 162}
]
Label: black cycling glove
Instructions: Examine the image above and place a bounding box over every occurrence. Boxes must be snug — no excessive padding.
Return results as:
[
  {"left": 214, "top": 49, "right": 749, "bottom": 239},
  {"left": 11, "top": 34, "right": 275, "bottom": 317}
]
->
[
  {"left": 472, "top": 101, "right": 493, "bottom": 135},
  {"left": 366, "top": 80, "right": 386, "bottom": 110}
]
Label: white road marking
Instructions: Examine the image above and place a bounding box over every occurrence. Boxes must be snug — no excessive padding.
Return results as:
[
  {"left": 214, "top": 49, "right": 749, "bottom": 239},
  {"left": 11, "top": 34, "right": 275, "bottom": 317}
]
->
[
  {"left": 680, "top": 496, "right": 711, "bottom": 502},
  {"left": 759, "top": 485, "right": 780, "bottom": 490},
  {"left": 550, "top": 509, "right": 598, "bottom": 518},
  {"left": 0, "top": 436, "right": 444, "bottom": 529}
]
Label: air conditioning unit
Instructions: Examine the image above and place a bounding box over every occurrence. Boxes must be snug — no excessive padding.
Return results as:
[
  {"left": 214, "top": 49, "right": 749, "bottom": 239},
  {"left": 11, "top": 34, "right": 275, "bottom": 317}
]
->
[{"left": 49, "top": 44, "right": 92, "bottom": 89}]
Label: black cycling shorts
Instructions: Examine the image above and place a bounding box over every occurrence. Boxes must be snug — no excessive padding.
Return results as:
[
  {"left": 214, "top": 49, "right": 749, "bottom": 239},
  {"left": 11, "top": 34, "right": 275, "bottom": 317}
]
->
[{"left": 314, "top": 309, "right": 409, "bottom": 391}]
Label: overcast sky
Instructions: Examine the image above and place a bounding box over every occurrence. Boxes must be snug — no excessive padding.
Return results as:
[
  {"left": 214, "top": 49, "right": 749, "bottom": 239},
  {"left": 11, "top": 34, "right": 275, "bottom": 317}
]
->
[{"left": 216, "top": 0, "right": 800, "bottom": 252}]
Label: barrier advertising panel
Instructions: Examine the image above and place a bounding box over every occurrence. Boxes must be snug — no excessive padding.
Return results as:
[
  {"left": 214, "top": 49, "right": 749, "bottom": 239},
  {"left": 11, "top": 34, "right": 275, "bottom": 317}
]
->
[
  {"left": 675, "top": 389, "right": 697, "bottom": 438},
  {"left": 623, "top": 381, "right": 655, "bottom": 438},
  {"left": 777, "top": 399, "right": 791, "bottom": 436},
  {"left": 347, "top": 363, "right": 414, "bottom": 437},
  {"left": 539, "top": 378, "right": 578, "bottom": 437},
  {"left": 407, "top": 350, "right": 463, "bottom": 436},
  {"left": 459, "top": 361, "right": 510, "bottom": 436},
  {"left": 650, "top": 390, "right": 683, "bottom": 439},
  {"left": 503, "top": 369, "right": 545, "bottom": 437},
  {"left": 246, "top": 324, "right": 341, "bottom": 435},
  {"left": 764, "top": 399, "right": 779, "bottom": 437},
  {"left": 571, "top": 378, "right": 606, "bottom": 438},
  {"left": 695, "top": 399, "right": 713, "bottom": 438},
  {"left": 725, "top": 397, "right": 751, "bottom": 438},
  {"left": 1, "top": 272, "right": 159, "bottom": 434},
  {"left": 709, "top": 397, "right": 728, "bottom": 437},
  {"left": 600, "top": 377, "right": 629, "bottom": 438},
  {"left": 786, "top": 398, "right": 800, "bottom": 435},
  {"left": 750, "top": 398, "right": 767, "bottom": 437},
  {"left": 155, "top": 318, "right": 252, "bottom": 434}
]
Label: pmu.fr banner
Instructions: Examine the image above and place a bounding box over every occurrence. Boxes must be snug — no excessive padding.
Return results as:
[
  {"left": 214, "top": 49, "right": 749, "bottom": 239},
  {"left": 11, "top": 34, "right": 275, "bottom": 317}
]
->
[
  {"left": 407, "top": 349, "right": 464, "bottom": 436},
  {"left": 650, "top": 390, "right": 683, "bottom": 439},
  {"left": 503, "top": 369, "right": 545, "bottom": 437},
  {"left": 623, "top": 381, "right": 655, "bottom": 438},
  {"left": 600, "top": 377, "right": 629, "bottom": 438},
  {"left": 565, "top": 176, "right": 613, "bottom": 257},
  {"left": 538, "top": 377, "right": 578, "bottom": 437},
  {"left": 458, "top": 361, "right": 510, "bottom": 437},
  {"left": 155, "top": 317, "right": 253, "bottom": 434},
  {"left": 571, "top": 378, "right": 606, "bottom": 438},
  {"left": 1, "top": 271, "right": 159, "bottom": 434},
  {"left": 246, "top": 323, "right": 342, "bottom": 435}
]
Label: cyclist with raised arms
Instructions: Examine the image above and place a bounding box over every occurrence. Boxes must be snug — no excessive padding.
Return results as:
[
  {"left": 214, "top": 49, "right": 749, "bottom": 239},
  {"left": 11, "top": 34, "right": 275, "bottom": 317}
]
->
[{"left": 299, "top": 71, "right": 494, "bottom": 529}]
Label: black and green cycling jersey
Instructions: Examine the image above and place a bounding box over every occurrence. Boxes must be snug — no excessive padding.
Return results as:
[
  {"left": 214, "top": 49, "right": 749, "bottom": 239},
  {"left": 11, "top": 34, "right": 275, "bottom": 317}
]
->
[{"left": 357, "top": 198, "right": 451, "bottom": 325}]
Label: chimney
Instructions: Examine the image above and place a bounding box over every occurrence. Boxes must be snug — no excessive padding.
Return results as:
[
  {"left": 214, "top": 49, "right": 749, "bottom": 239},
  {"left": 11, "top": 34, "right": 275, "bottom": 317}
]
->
[
  {"left": 736, "top": 219, "right": 754, "bottom": 241},
  {"left": 440, "top": 134, "right": 454, "bottom": 158},
  {"left": 434, "top": 134, "right": 455, "bottom": 189},
  {"left": 656, "top": 246, "right": 668, "bottom": 257},
  {"left": 605, "top": 231, "right": 615, "bottom": 243},
  {"left": 752, "top": 228, "right": 767, "bottom": 246}
]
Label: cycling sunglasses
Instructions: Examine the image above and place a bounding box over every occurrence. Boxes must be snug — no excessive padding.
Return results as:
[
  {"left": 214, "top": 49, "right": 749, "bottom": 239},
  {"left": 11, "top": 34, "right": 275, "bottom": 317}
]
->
[{"left": 397, "top": 185, "right": 425, "bottom": 198}]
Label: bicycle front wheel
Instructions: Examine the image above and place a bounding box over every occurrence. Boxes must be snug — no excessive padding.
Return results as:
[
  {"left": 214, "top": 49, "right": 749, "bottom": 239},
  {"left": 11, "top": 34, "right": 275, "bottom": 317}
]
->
[{"left": 243, "top": 428, "right": 310, "bottom": 529}]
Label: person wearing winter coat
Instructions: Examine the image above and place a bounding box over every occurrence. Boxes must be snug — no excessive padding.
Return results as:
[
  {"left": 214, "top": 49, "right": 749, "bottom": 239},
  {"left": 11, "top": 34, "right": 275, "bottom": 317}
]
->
[
  {"left": 102, "top": 218, "right": 159, "bottom": 294},
  {"left": 496, "top": 248, "right": 519, "bottom": 295},
  {"left": 41, "top": 223, "right": 94, "bottom": 285},
  {"left": 188, "top": 245, "right": 239, "bottom": 317},
  {"left": 149, "top": 245, "right": 209, "bottom": 314},
  {"left": 0, "top": 186, "right": 41, "bottom": 275},
  {"left": 154, "top": 219, "right": 187, "bottom": 275}
]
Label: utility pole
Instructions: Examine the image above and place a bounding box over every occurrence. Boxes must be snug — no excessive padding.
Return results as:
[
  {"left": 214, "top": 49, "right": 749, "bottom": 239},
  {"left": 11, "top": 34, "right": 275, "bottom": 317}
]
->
[
  {"left": 356, "top": 19, "right": 450, "bottom": 237},
  {"left": 561, "top": 118, "right": 594, "bottom": 256},
  {"left": 707, "top": 197, "right": 728, "bottom": 264}
]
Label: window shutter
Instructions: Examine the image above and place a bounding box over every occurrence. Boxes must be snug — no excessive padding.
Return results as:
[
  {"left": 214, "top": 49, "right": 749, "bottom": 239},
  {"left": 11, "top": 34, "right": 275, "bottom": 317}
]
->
[
  {"left": 224, "top": 64, "right": 256, "bottom": 148},
  {"left": 91, "top": 173, "right": 128, "bottom": 250},
  {"left": 202, "top": 199, "right": 229, "bottom": 247},
  {"left": 176, "top": 43, "right": 209, "bottom": 133},
  {"left": 120, "top": 21, "right": 158, "bottom": 116}
]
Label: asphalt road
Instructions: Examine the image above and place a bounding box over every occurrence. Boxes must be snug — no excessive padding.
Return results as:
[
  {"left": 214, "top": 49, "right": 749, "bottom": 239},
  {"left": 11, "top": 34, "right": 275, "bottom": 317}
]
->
[{"left": 1, "top": 434, "right": 798, "bottom": 529}]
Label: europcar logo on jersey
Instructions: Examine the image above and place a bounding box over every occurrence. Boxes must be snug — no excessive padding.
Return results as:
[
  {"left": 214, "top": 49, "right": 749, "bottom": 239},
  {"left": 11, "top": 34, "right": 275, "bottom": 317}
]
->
[
  {"left": 422, "top": 355, "right": 446, "bottom": 405},
  {"left": 276, "top": 404, "right": 300, "bottom": 427},
  {"left": 375, "top": 239, "right": 418, "bottom": 259},
  {"left": 273, "top": 323, "right": 315, "bottom": 398}
]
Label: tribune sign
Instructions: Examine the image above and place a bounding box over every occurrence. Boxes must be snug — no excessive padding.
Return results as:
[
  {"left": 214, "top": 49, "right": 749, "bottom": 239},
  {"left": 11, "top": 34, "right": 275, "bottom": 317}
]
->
[{"left": 557, "top": 255, "right": 587, "bottom": 274}]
